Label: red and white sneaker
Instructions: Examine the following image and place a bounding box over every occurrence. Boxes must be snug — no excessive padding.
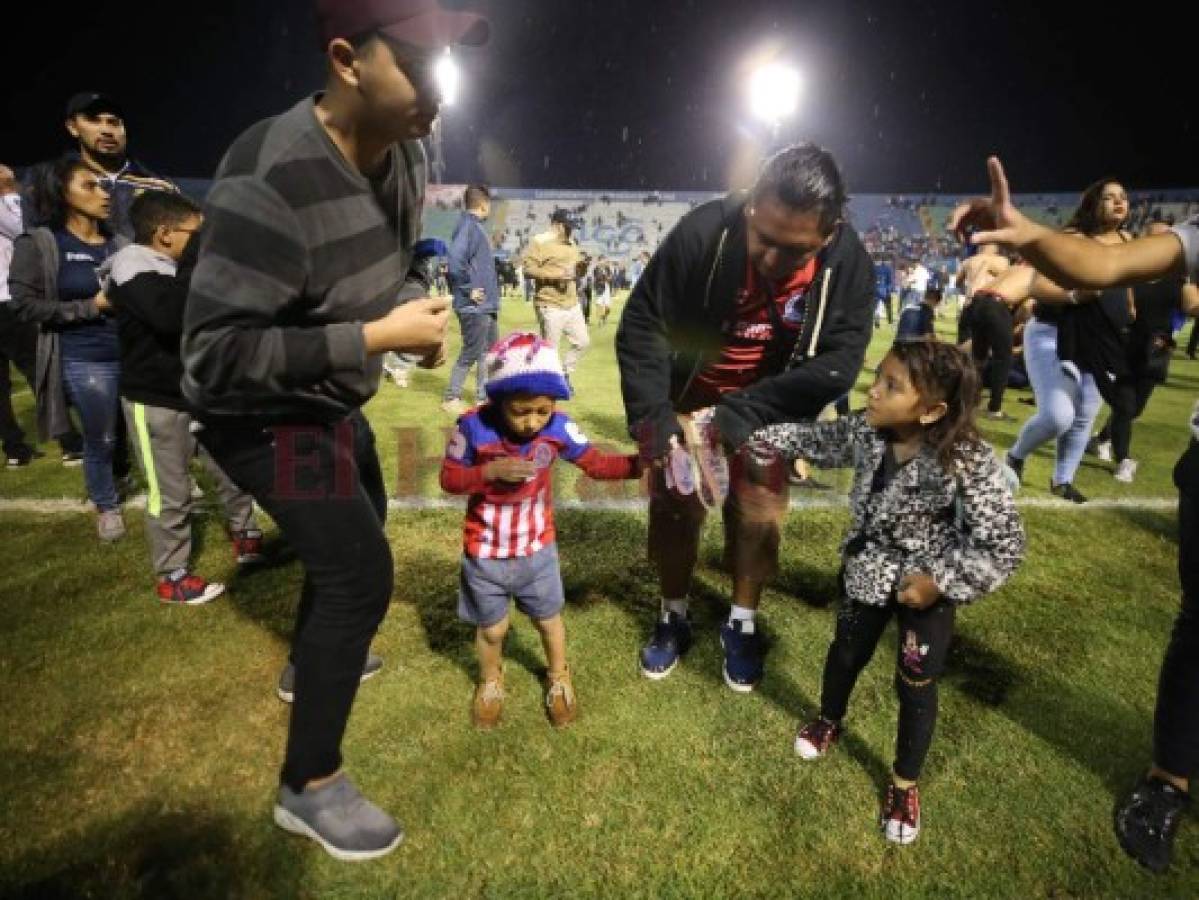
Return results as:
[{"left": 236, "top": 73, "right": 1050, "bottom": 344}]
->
[
  {"left": 231, "top": 528, "right": 264, "bottom": 565},
  {"left": 157, "top": 569, "right": 225, "bottom": 606},
  {"left": 794, "top": 717, "right": 842, "bottom": 759},
  {"left": 881, "top": 783, "right": 922, "bottom": 845}
]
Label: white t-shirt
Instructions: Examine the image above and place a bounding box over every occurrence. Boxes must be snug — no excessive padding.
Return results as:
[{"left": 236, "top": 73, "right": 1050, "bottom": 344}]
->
[
  {"left": 905, "top": 263, "right": 930, "bottom": 293},
  {"left": 0, "top": 193, "right": 22, "bottom": 302}
]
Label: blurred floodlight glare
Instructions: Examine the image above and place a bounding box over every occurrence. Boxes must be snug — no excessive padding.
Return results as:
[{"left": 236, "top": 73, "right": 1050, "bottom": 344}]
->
[
  {"left": 748, "top": 62, "right": 801, "bottom": 124},
  {"left": 435, "top": 49, "right": 460, "bottom": 106}
]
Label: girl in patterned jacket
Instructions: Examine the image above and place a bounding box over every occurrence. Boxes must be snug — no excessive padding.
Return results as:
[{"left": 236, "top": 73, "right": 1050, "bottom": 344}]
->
[{"left": 750, "top": 339, "right": 1025, "bottom": 845}]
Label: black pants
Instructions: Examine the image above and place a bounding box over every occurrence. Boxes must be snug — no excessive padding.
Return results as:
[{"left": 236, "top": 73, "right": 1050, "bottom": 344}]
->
[
  {"left": 1154, "top": 461, "right": 1199, "bottom": 779},
  {"left": 198, "top": 410, "right": 393, "bottom": 792},
  {"left": 820, "top": 595, "right": 957, "bottom": 781},
  {"left": 0, "top": 306, "right": 84, "bottom": 456},
  {"left": 0, "top": 304, "right": 38, "bottom": 453},
  {"left": 968, "top": 295, "right": 1014, "bottom": 412},
  {"left": 1096, "top": 374, "right": 1156, "bottom": 463},
  {"left": 957, "top": 301, "right": 974, "bottom": 346},
  {"left": 1187, "top": 322, "right": 1199, "bottom": 358}
]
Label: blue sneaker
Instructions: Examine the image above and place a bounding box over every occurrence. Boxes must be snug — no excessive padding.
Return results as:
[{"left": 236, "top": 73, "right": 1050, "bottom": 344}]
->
[
  {"left": 640, "top": 612, "right": 693, "bottom": 679},
  {"left": 720, "top": 620, "right": 765, "bottom": 693}
]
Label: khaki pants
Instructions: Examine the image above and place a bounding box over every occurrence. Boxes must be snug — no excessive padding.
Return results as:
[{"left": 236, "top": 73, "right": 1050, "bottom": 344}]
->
[{"left": 535, "top": 303, "right": 590, "bottom": 374}]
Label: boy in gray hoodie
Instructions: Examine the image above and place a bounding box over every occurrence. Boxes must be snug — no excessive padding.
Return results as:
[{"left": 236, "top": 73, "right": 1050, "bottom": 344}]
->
[{"left": 103, "top": 191, "right": 261, "bottom": 605}]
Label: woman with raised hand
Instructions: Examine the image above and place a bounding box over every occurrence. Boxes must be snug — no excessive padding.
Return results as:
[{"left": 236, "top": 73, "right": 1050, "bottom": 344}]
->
[{"left": 953, "top": 159, "right": 1198, "bottom": 874}]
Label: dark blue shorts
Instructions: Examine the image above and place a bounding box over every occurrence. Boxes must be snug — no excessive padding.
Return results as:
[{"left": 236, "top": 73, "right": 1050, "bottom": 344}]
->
[{"left": 457, "top": 544, "right": 565, "bottom": 627}]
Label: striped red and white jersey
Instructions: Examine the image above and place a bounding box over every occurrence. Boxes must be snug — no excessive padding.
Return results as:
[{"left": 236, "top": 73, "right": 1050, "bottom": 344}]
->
[{"left": 440, "top": 405, "right": 640, "bottom": 559}]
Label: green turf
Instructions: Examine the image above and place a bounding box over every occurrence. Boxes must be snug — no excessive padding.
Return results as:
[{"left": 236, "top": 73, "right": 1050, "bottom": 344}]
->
[
  {"left": 4, "top": 292, "right": 1198, "bottom": 504},
  {"left": 1, "top": 294, "right": 1197, "bottom": 897}
]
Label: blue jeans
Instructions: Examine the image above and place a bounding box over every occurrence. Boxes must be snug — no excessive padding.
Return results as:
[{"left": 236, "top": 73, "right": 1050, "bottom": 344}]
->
[
  {"left": 61, "top": 357, "right": 121, "bottom": 511},
  {"left": 457, "top": 544, "right": 565, "bottom": 628},
  {"left": 445, "top": 311, "right": 498, "bottom": 403},
  {"left": 1009, "top": 319, "right": 1102, "bottom": 485}
]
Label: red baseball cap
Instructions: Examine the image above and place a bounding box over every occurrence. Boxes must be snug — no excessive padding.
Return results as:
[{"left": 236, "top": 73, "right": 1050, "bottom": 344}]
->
[{"left": 316, "top": 0, "right": 489, "bottom": 49}]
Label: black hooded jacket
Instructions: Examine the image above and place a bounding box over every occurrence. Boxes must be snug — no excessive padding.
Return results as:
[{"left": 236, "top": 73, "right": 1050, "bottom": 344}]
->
[{"left": 616, "top": 192, "right": 875, "bottom": 454}]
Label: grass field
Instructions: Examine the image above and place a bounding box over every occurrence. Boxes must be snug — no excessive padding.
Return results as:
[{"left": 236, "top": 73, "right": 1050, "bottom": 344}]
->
[{"left": 2, "top": 293, "right": 1198, "bottom": 898}]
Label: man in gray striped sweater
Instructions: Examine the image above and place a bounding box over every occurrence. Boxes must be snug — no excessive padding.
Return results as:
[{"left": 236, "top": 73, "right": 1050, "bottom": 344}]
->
[{"left": 182, "top": 0, "right": 488, "bottom": 861}]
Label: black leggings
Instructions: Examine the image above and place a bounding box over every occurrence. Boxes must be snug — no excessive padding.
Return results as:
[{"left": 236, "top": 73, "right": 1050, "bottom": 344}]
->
[
  {"left": 820, "top": 595, "right": 957, "bottom": 781},
  {"left": 199, "top": 410, "right": 393, "bottom": 792},
  {"left": 0, "top": 306, "right": 38, "bottom": 452},
  {"left": 1155, "top": 464, "right": 1199, "bottom": 779},
  {"left": 968, "top": 295, "right": 1014, "bottom": 412},
  {"left": 1096, "top": 374, "right": 1156, "bottom": 463}
]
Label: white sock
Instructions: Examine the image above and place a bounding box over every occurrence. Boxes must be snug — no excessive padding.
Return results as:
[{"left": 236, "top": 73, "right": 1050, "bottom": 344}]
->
[
  {"left": 662, "top": 597, "right": 690, "bottom": 621},
  {"left": 729, "top": 605, "right": 756, "bottom": 634}
]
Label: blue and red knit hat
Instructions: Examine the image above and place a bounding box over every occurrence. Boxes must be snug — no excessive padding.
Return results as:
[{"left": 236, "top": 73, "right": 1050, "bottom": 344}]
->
[{"left": 483, "top": 332, "right": 571, "bottom": 400}]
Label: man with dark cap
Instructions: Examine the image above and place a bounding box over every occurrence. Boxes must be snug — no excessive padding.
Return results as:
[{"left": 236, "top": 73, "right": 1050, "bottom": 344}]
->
[
  {"left": 182, "top": 0, "right": 488, "bottom": 861},
  {"left": 63, "top": 92, "right": 176, "bottom": 238}
]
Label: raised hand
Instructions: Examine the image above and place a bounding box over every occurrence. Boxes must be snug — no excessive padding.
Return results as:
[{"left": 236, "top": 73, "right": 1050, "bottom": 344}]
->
[{"left": 949, "top": 157, "right": 1044, "bottom": 249}]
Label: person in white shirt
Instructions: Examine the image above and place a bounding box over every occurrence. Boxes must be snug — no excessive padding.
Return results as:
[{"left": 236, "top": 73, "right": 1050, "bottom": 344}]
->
[
  {"left": 901, "top": 259, "right": 930, "bottom": 309},
  {"left": 0, "top": 164, "right": 41, "bottom": 466}
]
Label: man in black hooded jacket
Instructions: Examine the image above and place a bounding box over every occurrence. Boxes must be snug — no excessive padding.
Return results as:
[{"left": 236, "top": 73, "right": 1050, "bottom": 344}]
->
[{"left": 616, "top": 143, "right": 874, "bottom": 692}]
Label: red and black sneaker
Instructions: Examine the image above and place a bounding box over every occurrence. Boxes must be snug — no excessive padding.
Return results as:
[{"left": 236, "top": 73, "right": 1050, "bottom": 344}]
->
[
  {"left": 794, "top": 717, "right": 841, "bottom": 759},
  {"left": 881, "top": 783, "right": 922, "bottom": 845},
  {"left": 157, "top": 569, "right": 225, "bottom": 606},
  {"left": 231, "top": 528, "right": 264, "bottom": 565}
]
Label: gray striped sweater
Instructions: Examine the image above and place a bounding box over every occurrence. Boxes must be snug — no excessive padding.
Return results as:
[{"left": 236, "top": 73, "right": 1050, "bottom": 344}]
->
[{"left": 182, "top": 96, "right": 427, "bottom": 422}]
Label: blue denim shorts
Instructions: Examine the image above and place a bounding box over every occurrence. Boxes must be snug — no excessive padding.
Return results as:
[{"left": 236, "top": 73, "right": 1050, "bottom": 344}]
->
[{"left": 457, "top": 544, "right": 565, "bottom": 627}]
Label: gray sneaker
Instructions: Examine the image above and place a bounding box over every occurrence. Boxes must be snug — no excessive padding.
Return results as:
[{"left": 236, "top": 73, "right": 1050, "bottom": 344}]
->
[
  {"left": 276, "top": 653, "right": 384, "bottom": 703},
  {"left": 274, "top": 773, "right": 403, "bottom": 861},
  {"left": 97, "top": 509, "right": 126, "bottom": 542}
]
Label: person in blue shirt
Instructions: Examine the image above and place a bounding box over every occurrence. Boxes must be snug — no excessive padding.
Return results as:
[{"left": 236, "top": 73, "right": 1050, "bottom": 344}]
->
[
  {"left": 875, "top": 255, "right": 895, "bottom": 325},
  {"left": 10, "top": 156, "right": 127, "bottom": 541},
  {"left": 442, "top": 185, "right": 501, "bottom": 414},
  {"left": 896, "top": 286, "right": 941, "bottom": 341}
]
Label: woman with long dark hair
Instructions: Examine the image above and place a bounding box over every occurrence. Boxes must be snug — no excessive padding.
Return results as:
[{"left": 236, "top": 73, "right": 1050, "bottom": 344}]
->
[
  {"left": 988, "top": 177, "right": 1133, "bottom": 502},
  {"left": 10, "top": 156, "right": 128, "bottom": 540},
  {"left": 1091, "top": 221, "right": 1199, "bottom": 482}
]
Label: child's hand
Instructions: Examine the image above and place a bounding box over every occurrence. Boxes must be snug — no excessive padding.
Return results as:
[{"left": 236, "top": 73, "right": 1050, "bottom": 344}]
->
[
  {"left": 484, "top": 458, "right": 537, "bottom": 483},
  {"left": 897, "top": 573, "right": 941, "bottom": 609}
]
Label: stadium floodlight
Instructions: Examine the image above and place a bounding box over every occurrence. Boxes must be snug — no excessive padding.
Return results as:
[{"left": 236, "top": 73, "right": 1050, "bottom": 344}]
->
[
  {"left": 435, "top": 48, "right": 460, "bottom": 106},
  {"left": 747, "top": 61, "right": 802, "bottom": 130}
]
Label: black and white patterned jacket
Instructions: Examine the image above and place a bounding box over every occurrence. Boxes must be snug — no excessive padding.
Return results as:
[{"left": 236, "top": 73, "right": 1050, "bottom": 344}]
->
[{"left": 752, "top": 413, "right": 1025, "bottom": 607}]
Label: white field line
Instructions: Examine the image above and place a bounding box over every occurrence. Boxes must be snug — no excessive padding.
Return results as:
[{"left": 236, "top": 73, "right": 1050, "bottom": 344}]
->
[{"left": 0, "top": 494, "right": 1178, "bottom": 516}]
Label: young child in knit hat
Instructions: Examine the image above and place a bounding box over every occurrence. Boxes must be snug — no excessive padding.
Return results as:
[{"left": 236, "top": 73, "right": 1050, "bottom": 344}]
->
[{"left": 440, "top": 332, "right": 642, "bottom": 728}]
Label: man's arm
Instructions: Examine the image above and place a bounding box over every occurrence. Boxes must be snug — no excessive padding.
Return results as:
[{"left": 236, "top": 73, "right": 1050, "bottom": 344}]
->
[
  {"left": 446, "top": 221, "right": 474, "bottom": 290},
  {"left": 615, "top": 224, "right": 698, "bottom": 457}
]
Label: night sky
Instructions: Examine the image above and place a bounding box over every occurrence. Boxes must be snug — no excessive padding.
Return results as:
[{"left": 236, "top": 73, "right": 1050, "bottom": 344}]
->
[{"left": 6, "top": 1, "right": 1192, "bottom": 194}]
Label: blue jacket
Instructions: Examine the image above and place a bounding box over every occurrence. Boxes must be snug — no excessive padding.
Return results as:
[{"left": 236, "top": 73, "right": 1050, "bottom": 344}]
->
[
  {"left": 874, "top": 262, "right": 893, "bottom": 300},
  {"left": 447, "top": 211, "right": 500, "bottom": 314}
]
